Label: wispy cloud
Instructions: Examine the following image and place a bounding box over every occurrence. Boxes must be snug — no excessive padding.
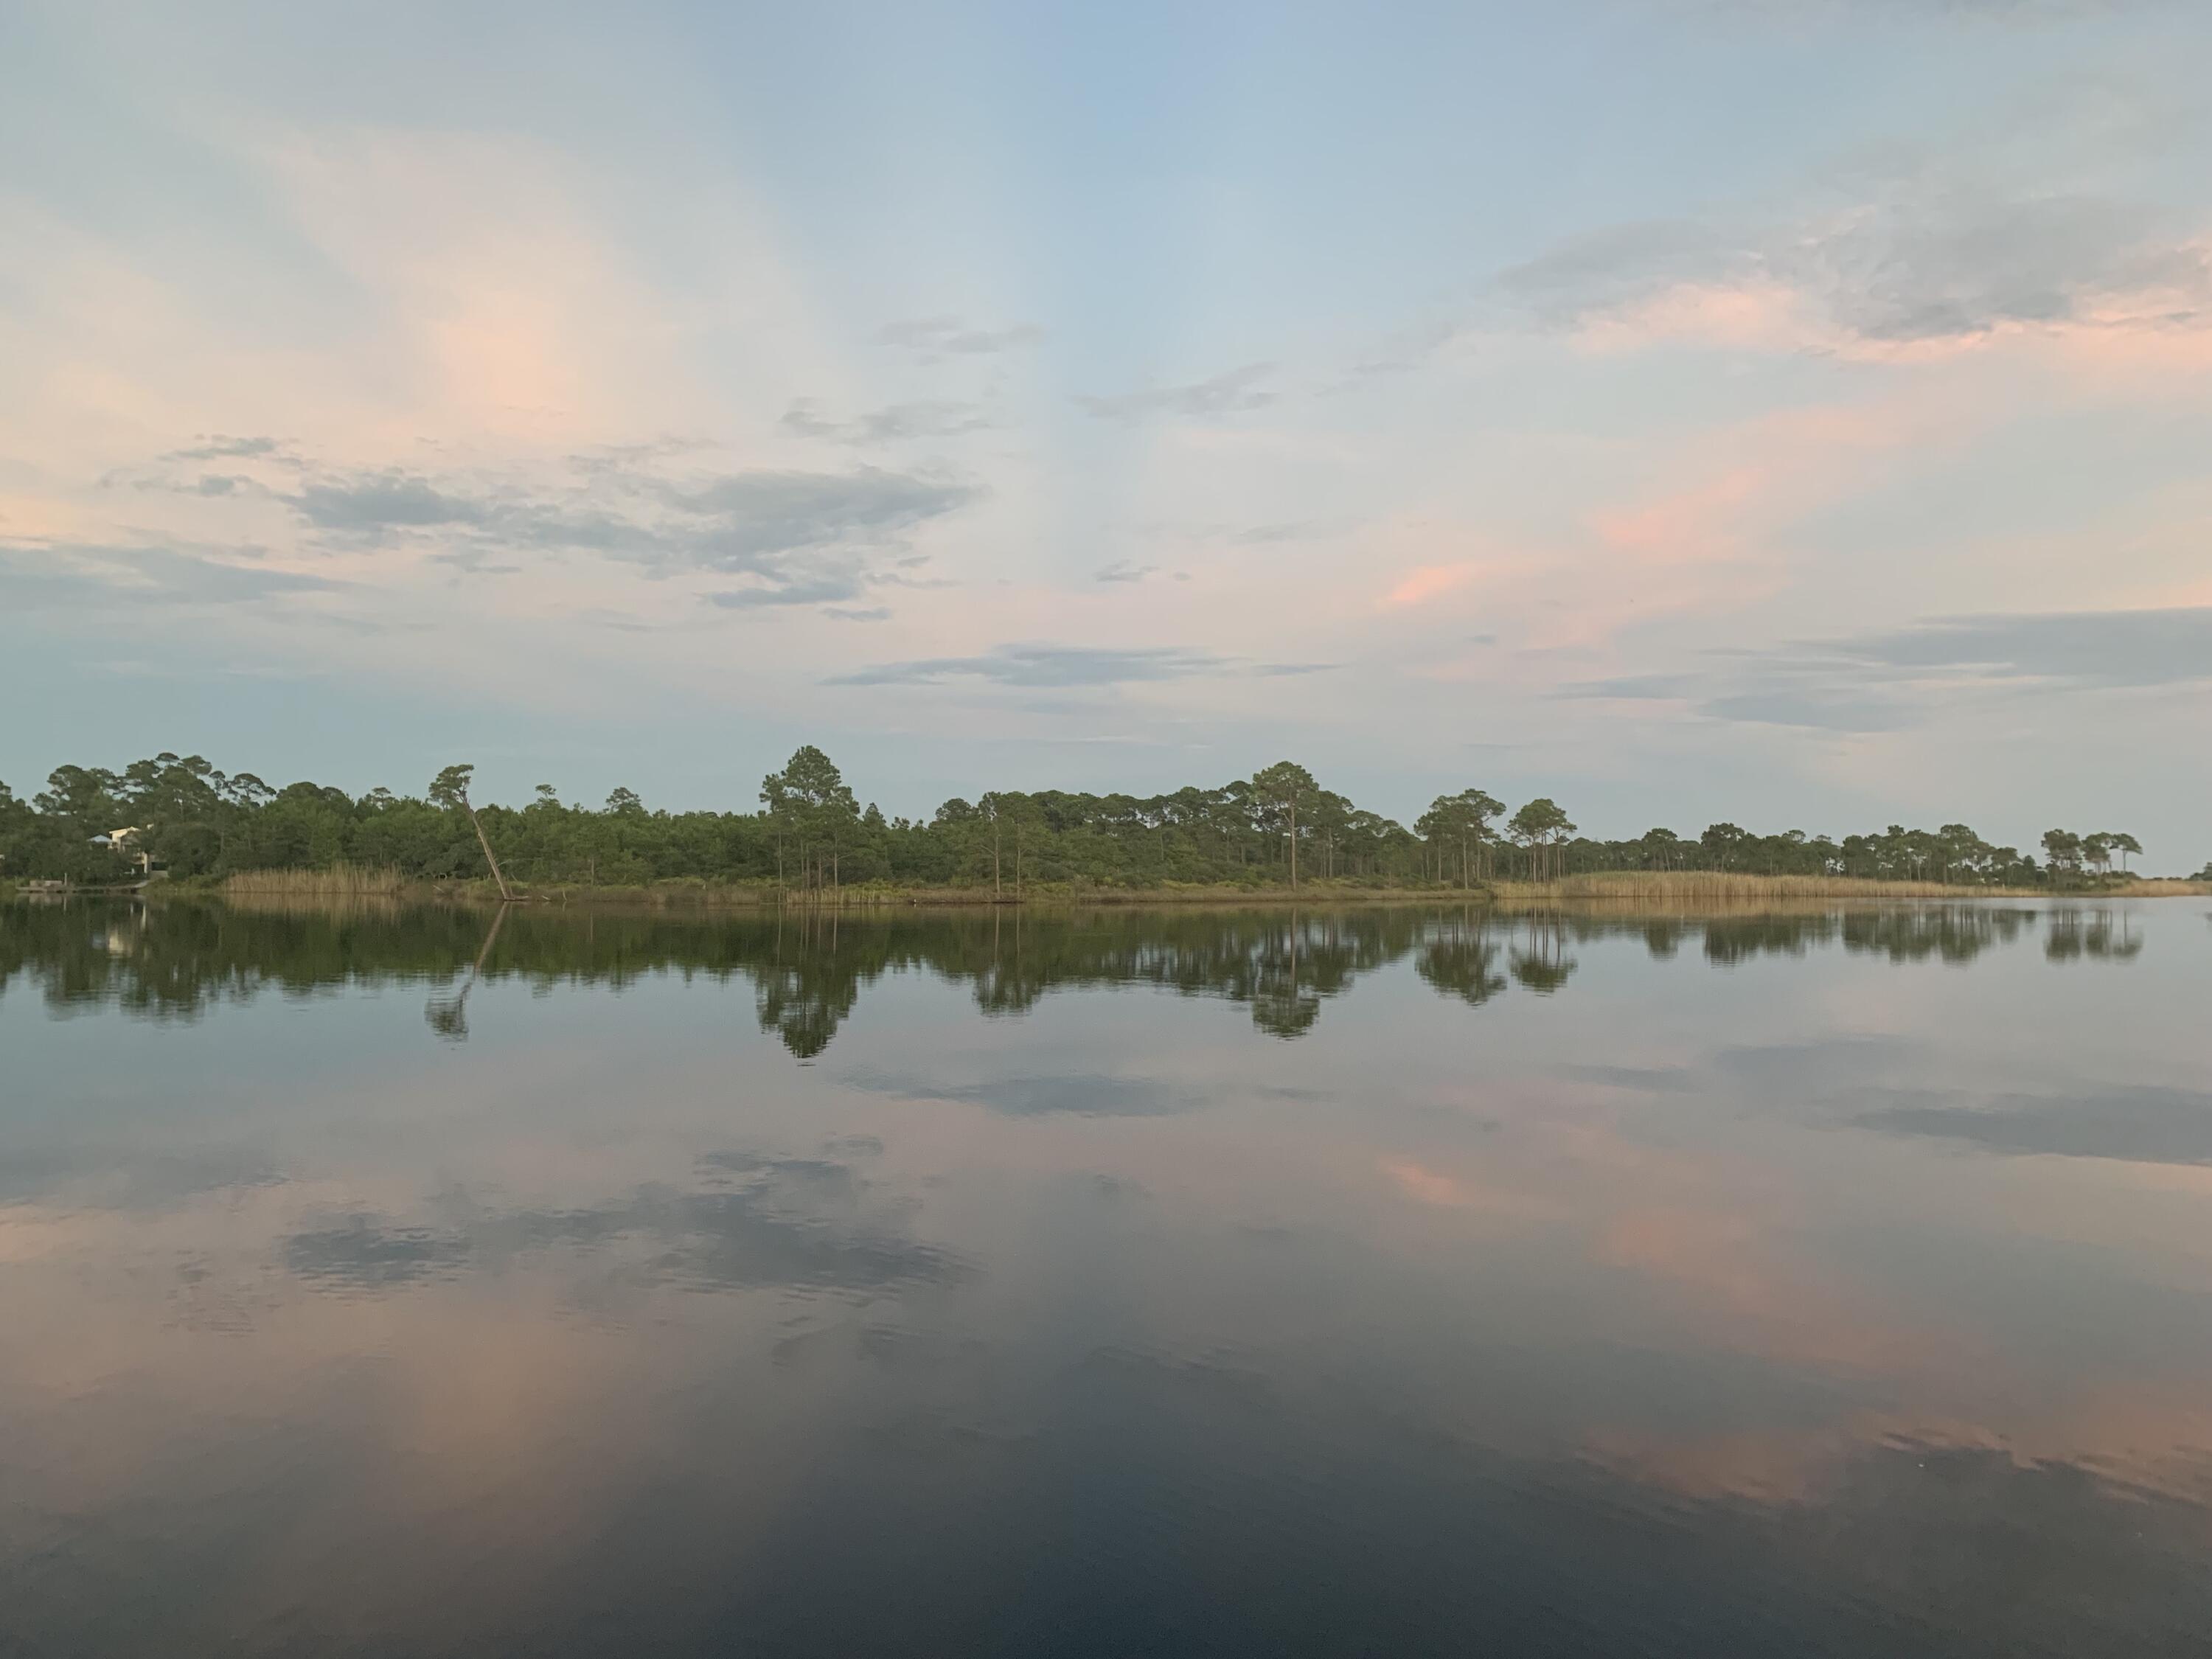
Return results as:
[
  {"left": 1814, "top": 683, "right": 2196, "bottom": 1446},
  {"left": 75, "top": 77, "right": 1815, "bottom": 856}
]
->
[
  {"left": 1096, "top": 560, "right": 1185, "bottom": 584},
  {"left": 1383, "top": 565, "right": 1478, "bottom": 608},
  {"left": 291, "top": 471, "right": 491, "bottom": 533},
  {"left": 1498, "top": 72, "right": 2212, "bottom": 364},
  {"left": 873, "top": 316, "right": 1045, "bottom": 355},
  {"left": 827, "top": 643, "right": 1229, "bottom": 688},
  {"left": 1230, "top": 523, "right": 1310, "bottom": 546},
  {"left": 670, "top": 469, "right": 975, "bottom": 565},
  {"left": 0, "top": 541, "right": 342, "bottom": 608},
  {"left": 157, "top": 434, "right": 295, "bottom": 464},
  {"left": 780, "top": 397, "right": 992, "bottom": 445},
  {"left": 274, "top": 459, "right": 979, "bottom": 608},
  {"left": 1562, "top": 668, "right": 1915, "bottom": 734},
  {"left": 1836, "top": 606, "right": 2212, "bottom": 686},
  {"left": 706, "top": 575, "right": 876, "bottom": 610},
  {"left": 1074, "top": 364, "right": 1278, "bottom": 422},
  {"left": 826, "top": 642, "right": 1332, "bottom": 688},
  {"left": 1566, "top": 606, "right": 2212, "bottom": 731},
  {"left": 1503, "top": 198, "right": 2211, "bottom": 357},
  {"left": 120, "top": 472, "right": 268, "bottom": 499}
]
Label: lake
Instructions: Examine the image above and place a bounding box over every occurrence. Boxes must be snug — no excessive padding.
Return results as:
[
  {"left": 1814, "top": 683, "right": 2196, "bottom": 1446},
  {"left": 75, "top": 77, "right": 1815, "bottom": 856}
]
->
[{"left": 3, "top": 897, "right": 2209, "bottom": 1656}]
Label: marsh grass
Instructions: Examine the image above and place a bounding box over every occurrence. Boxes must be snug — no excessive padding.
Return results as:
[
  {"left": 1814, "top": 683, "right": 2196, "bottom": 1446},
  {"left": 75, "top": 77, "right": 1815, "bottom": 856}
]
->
[
  {"left": 221, "top": 866, "right": 409, "bottom": 900},
  {"left": 1485, "top": 871, "right": 2205, "bottom": 906},
  {"left": 1506, "top": 872, "right": 1998, "bottom": 900},
  {"left": 178, "top": 866, "right": 2205, "bottom": 914}
]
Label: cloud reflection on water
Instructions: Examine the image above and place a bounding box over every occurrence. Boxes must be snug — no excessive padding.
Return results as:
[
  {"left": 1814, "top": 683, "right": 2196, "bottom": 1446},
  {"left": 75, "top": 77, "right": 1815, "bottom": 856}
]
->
[{"left": 0, "top": 896, "right": 2205, "bottom": 1652}]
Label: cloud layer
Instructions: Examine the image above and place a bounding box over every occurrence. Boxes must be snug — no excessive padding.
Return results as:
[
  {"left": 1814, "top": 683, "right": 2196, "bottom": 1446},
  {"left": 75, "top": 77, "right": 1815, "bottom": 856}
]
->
[
  {"left": 1571, "top": 608, "right": 2212, "bottom": 731},
  {"left": 1074, "top": 365, "right": 1279, "bottom": 422},
  {"left": 829, "top": 643, "right": 1230, "bottom": 688},
  {"left": 273, "top": 456, "right": 981, "bottom": 605}
]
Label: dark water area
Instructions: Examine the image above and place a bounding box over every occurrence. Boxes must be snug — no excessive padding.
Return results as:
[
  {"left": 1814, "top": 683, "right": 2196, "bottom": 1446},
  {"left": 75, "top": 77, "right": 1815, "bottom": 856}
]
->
[{"left": 3, "top": 896, "right": 2208, "bottom": 1656}]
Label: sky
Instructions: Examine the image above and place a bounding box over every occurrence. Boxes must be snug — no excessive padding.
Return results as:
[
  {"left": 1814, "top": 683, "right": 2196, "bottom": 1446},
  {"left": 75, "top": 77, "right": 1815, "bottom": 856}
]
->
[{"left": 2, "top": 0, "right": 2208, "bottom": 864}]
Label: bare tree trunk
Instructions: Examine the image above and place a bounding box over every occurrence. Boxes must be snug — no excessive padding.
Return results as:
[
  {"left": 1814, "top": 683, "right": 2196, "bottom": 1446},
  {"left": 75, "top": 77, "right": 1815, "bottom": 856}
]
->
[{"left": 462, "top": 799, "right": 513, "bottom": 901}]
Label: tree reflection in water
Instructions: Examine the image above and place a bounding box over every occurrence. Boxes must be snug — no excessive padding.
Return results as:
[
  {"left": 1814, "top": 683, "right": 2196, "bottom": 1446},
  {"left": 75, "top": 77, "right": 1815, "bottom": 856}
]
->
[
  {"left": 1509, "top": 915, "right": 1578, "bottom": 995},
  {"left": 0, "top": 897, "right": 2128, "bottom": 1060},
  {"left": 1416, "top": 932, "right": 1507, "bottom": 1007},
  {"left": 422, "top": 902, "right": 509, "bottom": 1042},
  {"left": 2044, "top": 908, "right": 2143, "bottom": 963}
]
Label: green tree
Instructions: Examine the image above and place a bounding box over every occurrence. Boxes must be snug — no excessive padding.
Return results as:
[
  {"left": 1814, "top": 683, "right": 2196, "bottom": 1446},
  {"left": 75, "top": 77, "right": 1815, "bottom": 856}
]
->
[
  {"left": 2040, "top": 829, "right": 2084, "bottom": 885},
  {"left": 760, "top": 771, "right": 794, "bottom": 886},
  {"left": 764, "top": 745, "right": 860, "bottom": 891},
  {"left": 1638, "top": 827, "right": 1686, "bottom": 871},
  {"left": 1420, "top": 792, "right": 1498, "bottom": 889},
  {"left": 35, "top": 765, "right": 124, "bottom": 827},
  {"left": 1509, "top": 798, "right": 1575, "bottom": 883},
  {"left": 1306, "top": 789, "right": 1354, "bottom": 880},
  {"left": 974, "top": 792, "right": 1010, "bottom": 897},
  {"left": 1250, "top": 762, "right": 1318, "bottom": 888},
  {"left": 8, "top": 743, "right": 2173, "bottom": 902},
  {"left": 429, "top": 764, "right": 514, "bottom": 900},
  {"left": 1001, "top": 793, "right": 1048, "bottom": 898},
  {"left": 1699, "top": 822, "right": 1751, "bottom": 872},
  {"left": 2098, "top": 831, "right": 2140, "bottom": 877},
  {"left": 2081, "top": 832, "right": 2114, "bottom": 883},
  {"left": 1450, "top": 788, "right": 1504, "bottom": 886}
]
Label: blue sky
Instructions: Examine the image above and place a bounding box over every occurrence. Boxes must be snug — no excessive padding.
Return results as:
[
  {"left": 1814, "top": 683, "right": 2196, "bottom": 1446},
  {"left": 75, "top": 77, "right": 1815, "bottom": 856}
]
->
[{"left": 3, "top": 0, "right": 2209, "bottom": 863}]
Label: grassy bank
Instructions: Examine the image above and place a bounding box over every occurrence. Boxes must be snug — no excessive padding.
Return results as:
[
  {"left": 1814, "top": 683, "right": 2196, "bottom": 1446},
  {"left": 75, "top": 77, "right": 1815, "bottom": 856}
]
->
[
  {"left": 206, "top": 874, "right": 1467, "bottom": 909},
  {"left": 1494, "top": 872, "right": 2020, "bottom": 901},
  {"left": 1488, "top": 871, "right": 2205, "bottom": 903},
  {"left": 136, "top": 866, "right": 2212, "bottom": 911}
]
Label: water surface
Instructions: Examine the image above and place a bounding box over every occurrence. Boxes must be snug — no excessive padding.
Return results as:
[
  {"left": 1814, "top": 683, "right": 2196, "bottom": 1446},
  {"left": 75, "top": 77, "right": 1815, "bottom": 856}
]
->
[{"left": 4, "top": 897, "right": 2209, "bottom": 1655}]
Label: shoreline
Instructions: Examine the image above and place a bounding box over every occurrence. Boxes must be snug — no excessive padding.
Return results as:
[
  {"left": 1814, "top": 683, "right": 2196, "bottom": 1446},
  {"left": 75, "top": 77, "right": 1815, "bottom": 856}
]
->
[{"left": 22, "top": 870, "right": 2196, "bottom": 911}]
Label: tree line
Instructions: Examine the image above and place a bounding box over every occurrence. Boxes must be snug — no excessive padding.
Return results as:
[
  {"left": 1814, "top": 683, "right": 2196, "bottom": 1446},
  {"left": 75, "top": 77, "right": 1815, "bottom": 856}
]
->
[{"left": 0, "top": 747, "right": 2169, "bottom": 892}]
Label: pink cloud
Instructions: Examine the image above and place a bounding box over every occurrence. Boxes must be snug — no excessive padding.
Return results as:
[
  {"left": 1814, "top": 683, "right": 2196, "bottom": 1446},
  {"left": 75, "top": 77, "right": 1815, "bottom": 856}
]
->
[
  {"left": 1382, "top": 563, "right": 1477, "bottom": 608},
  {"left": 1573, "top": 279, "right": 1818, "bottom": 357},
  {"left": 1379, "top": 1155, "right": 1472, "bottom": 1206},
  {"left": 1589, "top": 468, "right": 1761, "bottom": 564},
  {"left": 1566, "top": 258, "right": 2212, "bottom": 382}
]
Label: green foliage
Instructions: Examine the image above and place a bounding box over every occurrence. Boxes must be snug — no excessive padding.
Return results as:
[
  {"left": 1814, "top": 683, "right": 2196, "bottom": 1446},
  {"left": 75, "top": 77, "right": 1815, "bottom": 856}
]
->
[
  {"left": 1249, "top": 761, "right": 1320, "bottom": 885},
  {"left": 1508, "top": 797, "right": 1576, "bottom": 882},
  {"left": 0, "top": 750, "right": 2175, "bottom": 892},
  {"left": 428, "top": 764, "right": 476, "bottom": 810}
]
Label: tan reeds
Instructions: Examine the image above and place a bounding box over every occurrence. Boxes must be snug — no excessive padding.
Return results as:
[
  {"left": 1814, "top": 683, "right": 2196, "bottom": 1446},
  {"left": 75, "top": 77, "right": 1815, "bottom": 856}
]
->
[
  {"left": 169, "top": 866, "right": 2208, "bottom": 915},
  {"left": 220, "top": 865, "right": 409, "bottom": 900},
  {"left": 1489, "top": 872, "right": 2048, "bottom": 905}
]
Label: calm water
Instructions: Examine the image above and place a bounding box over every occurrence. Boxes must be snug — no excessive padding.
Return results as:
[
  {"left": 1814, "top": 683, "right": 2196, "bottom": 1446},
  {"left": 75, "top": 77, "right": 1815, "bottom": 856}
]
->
[{"left": 3, "top": 897, "right": 2209, "bottom": 1656}]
